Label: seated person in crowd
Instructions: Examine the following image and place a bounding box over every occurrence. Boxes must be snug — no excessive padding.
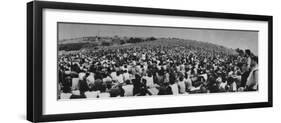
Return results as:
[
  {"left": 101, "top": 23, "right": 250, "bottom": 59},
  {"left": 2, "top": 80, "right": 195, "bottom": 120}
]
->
[
  {"left": 178, "top": 77, "right": 186, "bottom": 94},
  {"left": 122, "top": 80, "right": 134, "bottom": 96},
  {"left": 60, "top": 86, "right": 72, "bottom": 99},
  {"left": 58, "top": 44, "right": 258, "bottom": 99},
  {"left": 98, "top": 84, "right": 110, "bottom": 98}
]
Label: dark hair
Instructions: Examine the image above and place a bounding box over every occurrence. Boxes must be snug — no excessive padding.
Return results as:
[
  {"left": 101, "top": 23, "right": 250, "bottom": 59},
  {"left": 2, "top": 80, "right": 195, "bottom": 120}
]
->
[
  {"left": 85, "top": 72, "right": 90, "bottom": 77},
  {"left": 148, "top": 72, "right": 152, "bottom": 77},
  {"left": 79, "top": 79, "right": 89, "bottom": 93},
  {"left": 117, "top": 71, "right": 121, "bottom": 76},
  {"left": 125, "top": 80, "right": 131, "bottom": 84},
  {"left": 179, "top": 77, "right": 184, "bottom": 81},
  {"left": 251, "top": 56, "right": 258, "bottom": 64},
  {"left": 227, "top": 77, "right": 234, "bottom": 84},
  {"left": 245, "top": 49, "right": 251, "bottom": 56},
  {"left": 169, "top": 74, "right": 176, "bottom": 85},
  {"left": 238, "top": 62, "right": 246, "bottom": 69},
  {"left": 142, "top": 79, "right": 147, "bottom": 85},
  {"left": 62, "top": 86, "right": 71, "bottom": 93}
]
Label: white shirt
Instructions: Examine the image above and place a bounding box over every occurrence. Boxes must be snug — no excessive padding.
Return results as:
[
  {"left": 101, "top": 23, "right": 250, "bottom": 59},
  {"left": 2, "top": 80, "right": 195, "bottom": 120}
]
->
[
  {"left": 72, "top": 90, "right": 81, "bottom": 96},
  {"left": 86, "top": 73, "right": 95, "bottom": 85},
  {"left": 247, "top": 57, "right": 251, "bottom": 68},
  {"left": 170, "top": 84, "right": 179, "bottom": 95},
  {"left": 98, "top": 93, "right": 110, "bottom": 98},
  {"left": 84, "top": 91, "right": 100, "bottom": 98},
  {"left": 103, "top": 76, "right": 112, "bottom": 83},
  {"left": 219, "top": 82, "right": 227, "bottom": 90},
  {"left": 141, "top": 54, "right": 146, "bottom": 60},
  {"left": 110, "top": 72, "right": 117, "bottom": 81},
  {"left": 246, "top": 65, "right": 258, "bottom": 90},
  {"left": 178, "top": 81, "right": 186, "bottom": 94},
  {"left": 200, "top": 73, "right": 208, "bottom": 81},
  {"left": 72, "top": 78, "right": 79, "bottom": 90},
  {"left": 60, "top": 93, "right": 72, "bottom": 99},
  {"left": 78, "top": 72, "right": 86, "bottom": 80},
  {"left": 163, "top": 65, "right": 167, "bottom": 70},
  {"left": 116, "top": 75, "right": 124, "bottom": 83},
  {"left": 122, "top": 85, "right": 134, "bottom": 96},
  {"left": 185, "top": 78, "right": 193, "bottom": 90},
  {"left": 123, "top": 72, "right": 130, "bottom": 81},
  {"left": 148, "top": 87, "right": 159, "bottom": 95},
  {"left": 147, "top": 76, "right": 154, "bottom": 87},
  {"left": 128, "top": 73, "right": 134, "bottom": 80}
]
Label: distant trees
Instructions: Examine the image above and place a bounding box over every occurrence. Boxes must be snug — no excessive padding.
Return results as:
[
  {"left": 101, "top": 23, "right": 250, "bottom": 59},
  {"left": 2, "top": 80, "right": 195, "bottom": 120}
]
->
[
  {"left": 127, "top": 37, "right": 143, "bottom": 43},
  {"left": 59, "top": 43, "right": 89, "bottom": 51},
  {"left": 127, "top": 37, "right": 157, "bottom": 43},
  {"left": 147, "top": 37, "right": 157, "bottom": 41},
  {"left": 59, "top": 36, "right": 160, "bottom": 51},
  {"left": 101, "top": 41, "right": 111, "bottom": 46},
  {"left": 120, "top": 40, "right": 126, "bottom": 45}
]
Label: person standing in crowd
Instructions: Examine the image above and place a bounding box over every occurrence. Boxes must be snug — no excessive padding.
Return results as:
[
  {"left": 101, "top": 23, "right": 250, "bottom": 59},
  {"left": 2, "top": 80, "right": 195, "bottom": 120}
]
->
[
  {"left": 245, "top": 49, "right": 252, "bottom": 69},
  {"left": 246, "top": 56, "right": 259, "bottom": 91},
  {"left": 238, "top": 63, "right": 250, "bottom": 91}
]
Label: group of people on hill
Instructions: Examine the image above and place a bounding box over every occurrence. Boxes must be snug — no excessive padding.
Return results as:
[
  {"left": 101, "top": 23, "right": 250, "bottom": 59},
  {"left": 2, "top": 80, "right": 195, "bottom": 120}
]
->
[{"left": 57, "top": 45, "right": 258, "bottom": 100}]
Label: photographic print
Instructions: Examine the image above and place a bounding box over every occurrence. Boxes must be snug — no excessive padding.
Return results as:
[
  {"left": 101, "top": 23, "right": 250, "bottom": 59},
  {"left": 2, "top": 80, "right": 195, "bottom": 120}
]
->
[
  {"left": 27, "top": 1, "right": 272, "bottom": 122},
  {"left": 57, "top": 22, "right": 259, "bottom": 100}
]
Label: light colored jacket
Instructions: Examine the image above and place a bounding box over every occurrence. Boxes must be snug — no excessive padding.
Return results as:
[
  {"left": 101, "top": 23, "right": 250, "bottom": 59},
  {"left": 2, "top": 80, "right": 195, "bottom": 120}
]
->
[{"left": 246, "top": 65, "right": 258, "bottom": 90}]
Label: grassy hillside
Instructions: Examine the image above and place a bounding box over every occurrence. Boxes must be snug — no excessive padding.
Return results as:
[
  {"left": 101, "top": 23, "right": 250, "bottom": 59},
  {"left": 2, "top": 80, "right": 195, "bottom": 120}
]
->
[{"left": 58, "top": 36, "right": 236, "bottom": 55}]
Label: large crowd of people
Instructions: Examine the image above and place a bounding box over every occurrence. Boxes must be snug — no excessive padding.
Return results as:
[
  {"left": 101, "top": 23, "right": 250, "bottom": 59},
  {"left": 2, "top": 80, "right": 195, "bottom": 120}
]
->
[{"left": 57, "top": 44, "right": 259, "bottom": 100}]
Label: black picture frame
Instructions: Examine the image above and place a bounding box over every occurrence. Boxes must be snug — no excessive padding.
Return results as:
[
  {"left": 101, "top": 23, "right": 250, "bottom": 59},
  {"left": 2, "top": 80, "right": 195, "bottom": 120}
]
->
[{"left": 27, "top": 1, "right": 273, "bottom": 122}]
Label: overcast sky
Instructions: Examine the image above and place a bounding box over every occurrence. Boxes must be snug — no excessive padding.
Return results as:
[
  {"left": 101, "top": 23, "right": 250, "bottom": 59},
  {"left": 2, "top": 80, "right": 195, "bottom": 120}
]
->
[{"left": 58, "top": 23, "right": 258, "bottom": 55}]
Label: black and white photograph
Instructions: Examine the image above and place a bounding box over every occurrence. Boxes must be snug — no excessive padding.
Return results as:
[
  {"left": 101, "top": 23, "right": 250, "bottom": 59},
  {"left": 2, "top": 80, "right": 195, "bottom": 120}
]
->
[
  {"left": 57, "top": 22, "right": 259, "bottom": 100},
  {"left": 25, "top": 1, "right": 273, "bottom": 122}
]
